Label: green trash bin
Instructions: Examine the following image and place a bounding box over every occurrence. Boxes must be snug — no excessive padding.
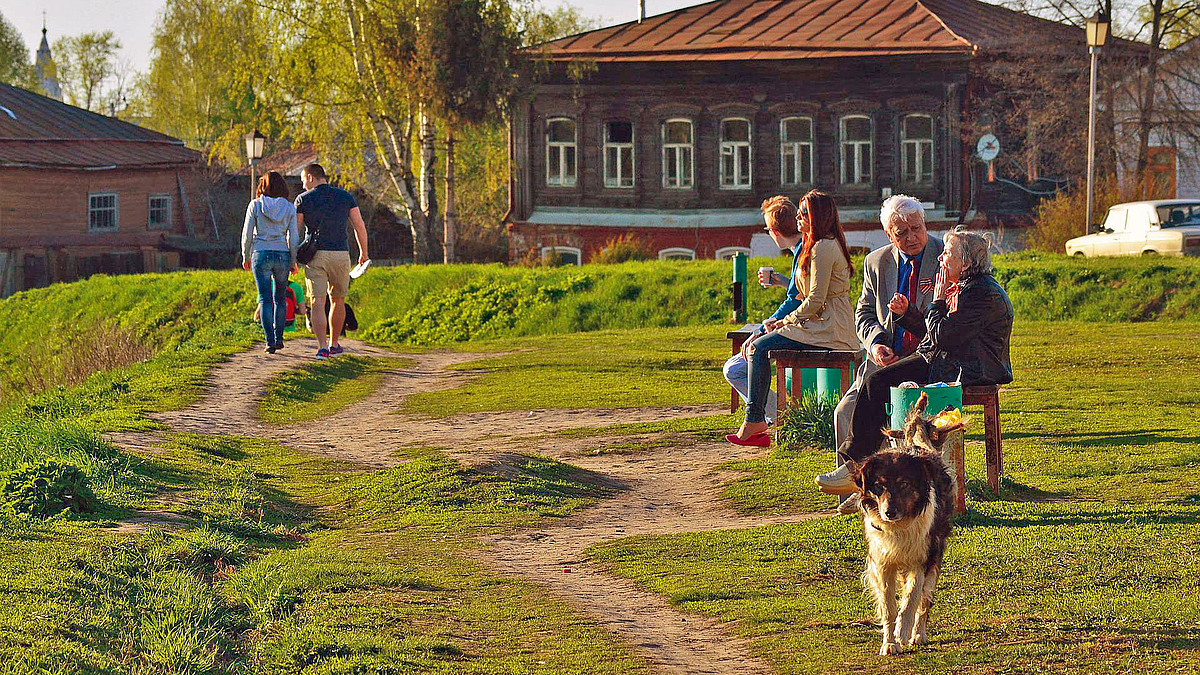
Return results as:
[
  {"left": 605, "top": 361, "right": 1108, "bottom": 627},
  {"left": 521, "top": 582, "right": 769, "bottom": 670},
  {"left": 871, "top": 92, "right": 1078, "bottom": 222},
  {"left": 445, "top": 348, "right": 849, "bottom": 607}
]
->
[
  {"left": 886, "top": 384, "right": 962, "bottom": 430},
  {"left": 783, "top": 368, "right": 820, "bottom": 397}
]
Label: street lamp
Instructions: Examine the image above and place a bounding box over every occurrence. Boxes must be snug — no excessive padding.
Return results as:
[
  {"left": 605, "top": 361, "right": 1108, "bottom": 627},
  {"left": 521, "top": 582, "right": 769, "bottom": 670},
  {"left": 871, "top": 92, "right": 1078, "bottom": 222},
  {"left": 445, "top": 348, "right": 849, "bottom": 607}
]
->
[
  {"left": 244, "top": 129, "right": 266, "bottom": 199},
  {"left": 1084, "top": 12, "right": 1110, "bottom": 235}
]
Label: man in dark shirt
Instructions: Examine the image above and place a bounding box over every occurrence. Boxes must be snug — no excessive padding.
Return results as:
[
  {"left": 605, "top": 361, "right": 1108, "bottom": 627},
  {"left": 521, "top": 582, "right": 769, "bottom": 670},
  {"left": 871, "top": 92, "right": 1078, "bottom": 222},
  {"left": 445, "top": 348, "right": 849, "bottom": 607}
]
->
[{"left": 294, "top": 163, "right": 369, "bottom": 359}]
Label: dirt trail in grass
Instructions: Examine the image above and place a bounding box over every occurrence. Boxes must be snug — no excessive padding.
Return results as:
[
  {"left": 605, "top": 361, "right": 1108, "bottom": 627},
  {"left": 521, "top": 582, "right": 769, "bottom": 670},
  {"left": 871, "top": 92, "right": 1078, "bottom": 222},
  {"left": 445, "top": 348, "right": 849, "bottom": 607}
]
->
[{"left": 110, "top": 338, "right": 827, "bottom": 675}]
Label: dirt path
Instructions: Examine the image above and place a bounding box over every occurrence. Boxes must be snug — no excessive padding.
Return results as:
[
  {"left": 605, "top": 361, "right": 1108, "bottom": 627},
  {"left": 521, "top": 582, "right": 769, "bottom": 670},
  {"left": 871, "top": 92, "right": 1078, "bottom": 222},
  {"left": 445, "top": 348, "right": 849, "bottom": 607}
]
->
[{"left": 107, "top": 338, "right": 832, "bottom": 675}]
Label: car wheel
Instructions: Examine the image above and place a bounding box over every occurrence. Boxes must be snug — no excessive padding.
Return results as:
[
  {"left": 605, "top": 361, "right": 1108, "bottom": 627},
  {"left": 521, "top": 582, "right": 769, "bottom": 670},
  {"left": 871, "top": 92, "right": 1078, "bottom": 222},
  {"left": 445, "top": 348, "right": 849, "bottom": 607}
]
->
[
  {"left": 1072, "top": 251, "right": 1086, "bottom": 258},
  {"left": 1142, "top": 250, "right": 1159, "bottom": 256}
]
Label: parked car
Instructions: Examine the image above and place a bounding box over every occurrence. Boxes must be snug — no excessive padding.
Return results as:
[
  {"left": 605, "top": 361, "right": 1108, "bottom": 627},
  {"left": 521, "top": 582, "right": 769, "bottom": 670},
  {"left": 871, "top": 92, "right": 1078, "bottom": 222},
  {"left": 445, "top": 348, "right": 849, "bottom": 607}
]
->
[{"left": 1065, "top": 199, "right": 1200, "bottom": 257}]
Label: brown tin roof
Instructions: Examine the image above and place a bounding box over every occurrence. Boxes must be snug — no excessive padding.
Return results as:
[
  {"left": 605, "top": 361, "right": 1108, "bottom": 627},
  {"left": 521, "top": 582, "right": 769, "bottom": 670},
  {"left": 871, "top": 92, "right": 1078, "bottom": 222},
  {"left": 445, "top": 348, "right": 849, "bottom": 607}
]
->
[
  {"left": 0, "top": 83, "right": 200, "bottom": 169},
  {"left": 535, "top": 0, "right": 1091, "bottom": 62}
]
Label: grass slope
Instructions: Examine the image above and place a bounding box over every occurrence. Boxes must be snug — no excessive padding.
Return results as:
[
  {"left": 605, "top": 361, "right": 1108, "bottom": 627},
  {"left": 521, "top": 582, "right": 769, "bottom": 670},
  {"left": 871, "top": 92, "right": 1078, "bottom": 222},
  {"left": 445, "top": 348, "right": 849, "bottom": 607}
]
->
[{"left": 258, "top": 355, "right": 415, "bottom": 424}]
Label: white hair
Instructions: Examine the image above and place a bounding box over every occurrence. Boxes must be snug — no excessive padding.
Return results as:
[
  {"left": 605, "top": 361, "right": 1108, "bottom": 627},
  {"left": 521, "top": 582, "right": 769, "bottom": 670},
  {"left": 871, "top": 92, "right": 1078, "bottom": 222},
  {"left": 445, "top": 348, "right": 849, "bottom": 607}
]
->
[{"left": 880, "top": 194, "right": 925, "bottom": 230}]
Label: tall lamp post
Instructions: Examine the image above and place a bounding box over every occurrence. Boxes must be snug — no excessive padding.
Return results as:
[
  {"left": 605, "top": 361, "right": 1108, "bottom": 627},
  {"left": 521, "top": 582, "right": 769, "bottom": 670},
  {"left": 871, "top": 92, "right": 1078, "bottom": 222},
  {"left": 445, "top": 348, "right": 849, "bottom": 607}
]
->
[
  {"left": 244, "top": 130, "right": 266, "bottom": 199},
  {"left": 1085, "top": 12, "right": 1110, "bottom": 235}
]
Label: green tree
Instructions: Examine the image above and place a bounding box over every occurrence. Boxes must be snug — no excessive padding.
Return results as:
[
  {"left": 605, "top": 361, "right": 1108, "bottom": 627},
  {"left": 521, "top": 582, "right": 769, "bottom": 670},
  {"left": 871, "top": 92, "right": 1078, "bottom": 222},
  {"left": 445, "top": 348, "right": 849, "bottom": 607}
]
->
[
  {"left": 0, "top": 12, "right": 31, "bottom": 87},
  {"left": 53, "top": 31, "right": 122, "bottom": 112},
  {"left": 140, "top": 0, "right": 271, "bottom": 165}
]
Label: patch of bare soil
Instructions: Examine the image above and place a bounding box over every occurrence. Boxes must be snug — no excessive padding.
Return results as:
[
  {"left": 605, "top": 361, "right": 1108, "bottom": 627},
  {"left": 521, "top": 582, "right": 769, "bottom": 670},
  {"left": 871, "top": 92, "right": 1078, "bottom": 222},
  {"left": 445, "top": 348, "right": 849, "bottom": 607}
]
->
[{"left": 104, "top": 338, "right": 833, "bottom": 675}]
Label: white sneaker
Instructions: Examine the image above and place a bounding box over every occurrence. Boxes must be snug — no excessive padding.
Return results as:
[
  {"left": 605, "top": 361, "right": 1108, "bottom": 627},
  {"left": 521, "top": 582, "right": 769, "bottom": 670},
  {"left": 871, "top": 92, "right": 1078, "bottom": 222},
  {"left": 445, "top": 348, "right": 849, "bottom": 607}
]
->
[
  {"left": 815, "top": 463, "right": 857, "bottom": 495},
  {"left": 837, "top": 493, "right": 861, "bottom": 515}
]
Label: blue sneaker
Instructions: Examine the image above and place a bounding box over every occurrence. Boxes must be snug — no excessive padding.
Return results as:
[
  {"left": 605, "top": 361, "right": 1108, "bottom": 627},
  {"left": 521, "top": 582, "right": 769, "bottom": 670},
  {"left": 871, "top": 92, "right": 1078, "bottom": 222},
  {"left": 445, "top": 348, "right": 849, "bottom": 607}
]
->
[
  {"left": 329, "top": 344, "right": 344, "bottom": 356},
  {"left": 316, "top": 348, "right": 330, "bottom": 360}
]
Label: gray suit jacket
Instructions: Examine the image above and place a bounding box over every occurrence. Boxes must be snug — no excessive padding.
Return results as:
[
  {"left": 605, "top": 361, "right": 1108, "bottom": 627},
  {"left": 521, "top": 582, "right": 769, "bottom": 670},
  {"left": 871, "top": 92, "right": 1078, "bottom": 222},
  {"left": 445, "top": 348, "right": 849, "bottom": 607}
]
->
[{"left": 855, "top": 236, "right": 945, "bottom": 352}]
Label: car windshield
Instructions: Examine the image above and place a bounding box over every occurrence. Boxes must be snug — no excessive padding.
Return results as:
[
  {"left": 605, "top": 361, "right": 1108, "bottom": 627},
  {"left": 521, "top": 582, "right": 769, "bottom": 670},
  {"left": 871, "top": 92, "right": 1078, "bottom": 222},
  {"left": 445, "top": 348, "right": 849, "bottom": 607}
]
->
[{"left": 1155, "top": 203, "right": 1200, "bottom": 227}]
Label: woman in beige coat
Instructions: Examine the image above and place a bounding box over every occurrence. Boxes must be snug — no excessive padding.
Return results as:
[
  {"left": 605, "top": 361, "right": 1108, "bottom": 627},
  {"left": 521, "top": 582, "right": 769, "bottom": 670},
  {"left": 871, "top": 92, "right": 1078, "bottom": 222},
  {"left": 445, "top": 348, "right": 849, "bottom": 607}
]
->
[{"left": 728, "top": 190, "right": 858, "bottom": 446}]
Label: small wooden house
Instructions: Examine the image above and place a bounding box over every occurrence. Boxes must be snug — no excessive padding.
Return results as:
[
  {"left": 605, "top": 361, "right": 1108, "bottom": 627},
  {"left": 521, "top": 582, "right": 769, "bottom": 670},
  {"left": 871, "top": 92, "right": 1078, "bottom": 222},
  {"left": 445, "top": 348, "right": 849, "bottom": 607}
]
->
[{"left": 0, "top": 83, "right": 215, "bottom": 296}]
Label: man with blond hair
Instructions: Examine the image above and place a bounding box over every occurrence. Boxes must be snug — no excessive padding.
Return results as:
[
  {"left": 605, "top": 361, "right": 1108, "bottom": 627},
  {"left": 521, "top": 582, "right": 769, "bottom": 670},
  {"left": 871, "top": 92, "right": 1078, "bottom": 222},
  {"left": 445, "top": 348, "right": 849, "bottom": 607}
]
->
[
  {"left": 818, "top": 195, "right": 943, "bottom": 511},
  {"left": 722, "top": 195, "right": 805, "bottom": 423}
]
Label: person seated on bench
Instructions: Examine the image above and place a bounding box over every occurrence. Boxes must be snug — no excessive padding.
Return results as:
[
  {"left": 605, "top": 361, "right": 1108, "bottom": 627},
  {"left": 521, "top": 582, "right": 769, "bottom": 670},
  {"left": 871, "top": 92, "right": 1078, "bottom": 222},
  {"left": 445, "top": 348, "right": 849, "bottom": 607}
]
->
[
  {"left": 816, "top": 226, "right": 1014, "bottom": 493},
  {"left": 727, "top": 190, "right": 858, "bottom": 447},
  {"left": 723, "top": 195, "right": 803, "bottom": 425}
]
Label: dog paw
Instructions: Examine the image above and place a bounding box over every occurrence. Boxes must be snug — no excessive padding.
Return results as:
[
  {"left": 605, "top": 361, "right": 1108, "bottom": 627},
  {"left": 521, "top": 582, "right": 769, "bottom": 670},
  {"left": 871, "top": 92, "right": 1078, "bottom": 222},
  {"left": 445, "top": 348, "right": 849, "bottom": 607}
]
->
[
  {"left": 879, "top": 642, "right": 902, "bottom": 656},
  {"left": 910, "top": 632, "right": 928, "bottom": 646}
]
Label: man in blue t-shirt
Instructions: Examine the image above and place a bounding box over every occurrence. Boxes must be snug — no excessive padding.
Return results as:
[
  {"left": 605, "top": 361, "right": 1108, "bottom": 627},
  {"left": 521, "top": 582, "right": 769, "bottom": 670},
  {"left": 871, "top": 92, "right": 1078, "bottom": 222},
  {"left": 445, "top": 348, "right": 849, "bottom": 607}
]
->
[{"left": 294, "top": 163, "right": 369, "bottom": 359}]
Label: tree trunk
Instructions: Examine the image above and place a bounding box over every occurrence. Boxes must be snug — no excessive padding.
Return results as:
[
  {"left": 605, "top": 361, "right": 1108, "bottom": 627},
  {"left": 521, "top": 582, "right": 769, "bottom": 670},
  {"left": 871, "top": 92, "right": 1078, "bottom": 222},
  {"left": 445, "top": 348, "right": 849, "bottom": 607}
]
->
[
  {"left": 1136, "top": 0, "right": 1166, "bottom": 198},
  {"left": 444, "top": 128, "right": 457, "bottom": 264},
  {"left": 419, "top": 107, "right": 442, "bottom": 263}
]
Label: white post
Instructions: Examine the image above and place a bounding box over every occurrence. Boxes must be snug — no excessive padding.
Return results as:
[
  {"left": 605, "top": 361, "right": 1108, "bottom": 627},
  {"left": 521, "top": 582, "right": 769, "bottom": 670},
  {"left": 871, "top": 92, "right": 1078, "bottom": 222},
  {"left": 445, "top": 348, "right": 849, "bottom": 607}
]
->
[
  {"left": 639, "top": 0, "right": 645, "bottom": 22},
  {"left": 1085, "top": 45, "right": 1099, "bottom": 236}
]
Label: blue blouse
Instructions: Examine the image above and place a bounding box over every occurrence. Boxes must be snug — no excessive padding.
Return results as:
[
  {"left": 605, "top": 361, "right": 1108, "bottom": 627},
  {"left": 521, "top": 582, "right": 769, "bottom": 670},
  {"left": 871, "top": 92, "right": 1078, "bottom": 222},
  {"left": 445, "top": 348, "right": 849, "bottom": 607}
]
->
[{"left": 768, "top": 241, "right": 805, "bottom": 321}]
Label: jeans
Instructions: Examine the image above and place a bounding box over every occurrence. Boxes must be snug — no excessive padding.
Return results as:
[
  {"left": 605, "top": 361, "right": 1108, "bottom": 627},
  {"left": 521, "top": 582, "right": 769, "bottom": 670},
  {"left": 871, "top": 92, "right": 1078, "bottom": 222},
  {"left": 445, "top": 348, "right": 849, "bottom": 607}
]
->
[
  {"left": 723, "top": 354, "right": 777, "bottom": 424},
  {"left": 253, "top": 250, "right": 290, "bottom": 346},
  {"left": 745, "top": 332, "right": 826, "bottom": 424},
  {"left": 837, "top": 353, "right": 932, "bottom": 463}
]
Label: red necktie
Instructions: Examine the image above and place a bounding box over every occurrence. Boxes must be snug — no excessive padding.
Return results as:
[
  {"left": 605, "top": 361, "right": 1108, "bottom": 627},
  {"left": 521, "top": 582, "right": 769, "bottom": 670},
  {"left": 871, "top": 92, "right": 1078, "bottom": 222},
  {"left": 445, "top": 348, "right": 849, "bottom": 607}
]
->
[{"left": 901, "top": 261, "right": 919, "bottom": 355}]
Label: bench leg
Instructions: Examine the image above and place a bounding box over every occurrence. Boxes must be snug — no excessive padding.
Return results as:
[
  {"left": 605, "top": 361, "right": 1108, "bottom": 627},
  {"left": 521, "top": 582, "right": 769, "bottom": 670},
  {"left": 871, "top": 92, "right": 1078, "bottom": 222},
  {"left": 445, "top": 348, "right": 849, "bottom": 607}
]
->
[
  {"left": 984, "top": 396, "right": 1003, "bottom": 494},
  {"left": 730, "top": 337, "right": 747, "bottom": 414},
  {"left": 776, "top": 363, "right": 788, "bottom": 412},
  {"left": 944, "top": 429, "right": 967, "bottom": 515},
  {"left": 839, "top": 364, "right": 852, "bottom": 397}
]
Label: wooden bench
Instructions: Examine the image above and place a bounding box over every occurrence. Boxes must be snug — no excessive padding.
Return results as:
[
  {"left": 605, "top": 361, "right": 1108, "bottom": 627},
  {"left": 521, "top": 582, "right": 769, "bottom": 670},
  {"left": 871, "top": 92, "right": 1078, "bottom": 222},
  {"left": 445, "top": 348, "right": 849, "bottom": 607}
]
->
[
  {"left": 726, "top": 324, "right": 760, "bottom": 413},
  {"left": 924, "top": 385, "right": 1004, "bottom": 515},
  {"left": 767, "top": 349, "right": 865, "bottom": 408},
  {"left": 963, "top": 384, "right": 1004, "bottom": 493}
]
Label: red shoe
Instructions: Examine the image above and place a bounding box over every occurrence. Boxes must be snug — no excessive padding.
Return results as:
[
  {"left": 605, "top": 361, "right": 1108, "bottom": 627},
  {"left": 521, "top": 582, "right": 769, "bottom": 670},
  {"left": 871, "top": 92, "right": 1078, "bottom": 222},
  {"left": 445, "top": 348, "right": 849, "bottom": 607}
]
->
[{"left": 726, "top": 432, "right": 771, "bottom": 447}]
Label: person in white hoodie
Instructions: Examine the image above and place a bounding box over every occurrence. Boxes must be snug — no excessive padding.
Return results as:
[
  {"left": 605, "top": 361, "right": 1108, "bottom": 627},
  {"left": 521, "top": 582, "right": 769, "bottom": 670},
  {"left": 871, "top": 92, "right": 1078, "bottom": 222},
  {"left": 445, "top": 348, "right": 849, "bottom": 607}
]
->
[{"left": 242, "top": 171, "right": 299, "bottom": 353}]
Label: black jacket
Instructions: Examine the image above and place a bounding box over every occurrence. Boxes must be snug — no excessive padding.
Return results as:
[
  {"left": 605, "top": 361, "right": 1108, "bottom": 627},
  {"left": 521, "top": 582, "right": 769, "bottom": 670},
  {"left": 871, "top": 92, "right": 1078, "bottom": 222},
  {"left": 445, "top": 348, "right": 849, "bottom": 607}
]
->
[{"left": 915, "top": 273, "right": 1014, "bottom": 386}]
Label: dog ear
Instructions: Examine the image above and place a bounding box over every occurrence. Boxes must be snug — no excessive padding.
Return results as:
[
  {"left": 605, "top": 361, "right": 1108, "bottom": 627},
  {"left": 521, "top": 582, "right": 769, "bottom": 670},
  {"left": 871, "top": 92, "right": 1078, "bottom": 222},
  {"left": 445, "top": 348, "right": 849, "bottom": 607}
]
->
[
  {"left": 843, "top": 460, "right": 864, "bottom": 489},
  {"left": 915, "top": 392, "right": 929, "bottom": 414}
]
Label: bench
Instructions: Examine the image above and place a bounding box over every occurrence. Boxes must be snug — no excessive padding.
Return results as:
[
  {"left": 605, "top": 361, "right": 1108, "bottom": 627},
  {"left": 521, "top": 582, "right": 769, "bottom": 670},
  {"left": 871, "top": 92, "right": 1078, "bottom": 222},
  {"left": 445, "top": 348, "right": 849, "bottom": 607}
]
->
[
  {"left": 920, "top": 385, "right": 1003, "bottom": 514},
  {"left": 767, "top": 349, "right": 865, "bottom": 409},
  {"left": 963, "top": 385, "right": 1004, "bottom": 493},
  {"left": 725, "top": 324, "right": 759, "bottom": 413}
]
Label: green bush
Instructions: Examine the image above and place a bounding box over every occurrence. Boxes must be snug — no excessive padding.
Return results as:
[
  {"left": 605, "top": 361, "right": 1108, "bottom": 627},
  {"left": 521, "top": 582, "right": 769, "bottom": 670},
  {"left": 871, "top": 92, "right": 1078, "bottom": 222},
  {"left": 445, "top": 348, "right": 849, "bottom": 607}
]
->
[
  {"left": 592, "top": 233, "right": 652, "bottom": 264},
  {"left": 1, "top": 460, "right": 95, "bottom": 516},
  {"left": 773, "top": 393, "right": 837, "bottom": 452}
]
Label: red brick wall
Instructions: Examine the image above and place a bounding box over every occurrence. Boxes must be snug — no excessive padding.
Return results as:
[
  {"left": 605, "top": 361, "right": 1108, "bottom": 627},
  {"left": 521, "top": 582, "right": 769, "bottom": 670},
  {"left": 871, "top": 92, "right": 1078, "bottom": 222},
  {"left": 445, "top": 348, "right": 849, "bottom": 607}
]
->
[{"left": 0, "top": 166, "right": 211, "bottom": 242}]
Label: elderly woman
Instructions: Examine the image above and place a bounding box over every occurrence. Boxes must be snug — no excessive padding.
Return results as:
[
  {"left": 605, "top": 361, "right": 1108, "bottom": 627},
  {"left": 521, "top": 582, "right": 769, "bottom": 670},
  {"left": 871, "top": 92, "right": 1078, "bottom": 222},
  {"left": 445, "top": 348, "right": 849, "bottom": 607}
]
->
[
  {"left": 816, "top": 225, "right": 1013, "bottom": 494},
  {"left": 728, "top": 190, "right": 858, "bottom": 446}
]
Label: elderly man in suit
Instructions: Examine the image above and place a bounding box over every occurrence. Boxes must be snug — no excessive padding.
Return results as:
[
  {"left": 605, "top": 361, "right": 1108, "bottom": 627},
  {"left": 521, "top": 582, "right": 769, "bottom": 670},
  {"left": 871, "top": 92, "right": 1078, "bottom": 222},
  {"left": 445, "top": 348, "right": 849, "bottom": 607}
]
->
[{"left": 820, "top": 195, "right": 944, "bottom": 513}]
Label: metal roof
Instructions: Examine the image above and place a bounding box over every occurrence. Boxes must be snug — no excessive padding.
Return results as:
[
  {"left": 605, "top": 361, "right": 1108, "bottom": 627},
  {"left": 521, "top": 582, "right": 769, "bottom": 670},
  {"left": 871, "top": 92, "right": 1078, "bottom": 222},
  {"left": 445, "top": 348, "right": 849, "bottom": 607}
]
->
[
  {"left": 0, "top": 83, "right": 200, "bottom": 169},
  {"left": 536, "top": 0, "right": 1091, "bottom": 62}
]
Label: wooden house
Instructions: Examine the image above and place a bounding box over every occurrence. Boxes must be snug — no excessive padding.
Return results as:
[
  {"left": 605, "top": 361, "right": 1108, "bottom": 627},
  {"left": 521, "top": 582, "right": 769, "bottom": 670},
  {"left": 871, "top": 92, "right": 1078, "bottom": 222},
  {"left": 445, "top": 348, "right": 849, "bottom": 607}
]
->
[
  {"left": 0, "top": 83, "right": 216, "bottom": 296},
  {"left": 505, "top": 0, "right": 1088, "bottom": 263}
]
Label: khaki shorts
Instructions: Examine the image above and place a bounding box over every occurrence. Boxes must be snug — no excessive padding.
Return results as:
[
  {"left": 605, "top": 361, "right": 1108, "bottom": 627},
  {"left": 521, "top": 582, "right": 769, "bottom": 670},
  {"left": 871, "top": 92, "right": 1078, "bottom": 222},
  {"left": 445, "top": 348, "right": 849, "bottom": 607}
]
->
[{"left": 305, "top": 250, "right": 351, "bottom": 300}]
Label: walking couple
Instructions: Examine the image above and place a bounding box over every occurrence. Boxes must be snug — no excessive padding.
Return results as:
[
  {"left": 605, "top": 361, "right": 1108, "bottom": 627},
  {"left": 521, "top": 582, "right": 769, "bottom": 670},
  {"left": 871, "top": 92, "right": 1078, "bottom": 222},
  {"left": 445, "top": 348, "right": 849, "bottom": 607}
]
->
[{"left": 241, "top": 163, "right": 370, "bottom": 359}]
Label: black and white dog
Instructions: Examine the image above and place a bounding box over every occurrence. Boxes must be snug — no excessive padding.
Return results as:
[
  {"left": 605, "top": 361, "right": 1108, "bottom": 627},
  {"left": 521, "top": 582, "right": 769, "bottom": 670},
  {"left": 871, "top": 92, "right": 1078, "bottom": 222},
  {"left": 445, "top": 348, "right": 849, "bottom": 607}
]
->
[{"left": 846, "top": 394, "right": 962, "bottom": 655}]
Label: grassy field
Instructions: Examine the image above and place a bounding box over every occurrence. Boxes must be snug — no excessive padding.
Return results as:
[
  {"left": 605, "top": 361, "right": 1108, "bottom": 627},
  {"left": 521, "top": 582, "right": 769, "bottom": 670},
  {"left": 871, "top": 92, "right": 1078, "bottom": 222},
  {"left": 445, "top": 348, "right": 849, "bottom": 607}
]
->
[{"left": 1, "top": 262, "right": 1199, "bottom": 673}]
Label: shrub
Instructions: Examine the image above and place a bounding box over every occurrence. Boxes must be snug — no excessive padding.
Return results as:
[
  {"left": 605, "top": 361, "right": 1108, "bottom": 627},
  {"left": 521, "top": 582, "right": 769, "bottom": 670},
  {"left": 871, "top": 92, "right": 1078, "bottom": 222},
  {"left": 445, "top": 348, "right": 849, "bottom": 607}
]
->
[
  {"left": 593, "top": 233, "right": 652, "bottom": 264},
  {"left": 170, "top": 525, "right": 248, "bottom": 576},
  {"left": 773, "top": 393, "right": 837, "bottom": 452},
  {"left": 1028, "top": 176, "right": 1143, "bottom": 253},
  {"left": 1, "top": 460, "right": 95, "bottom": 516}
]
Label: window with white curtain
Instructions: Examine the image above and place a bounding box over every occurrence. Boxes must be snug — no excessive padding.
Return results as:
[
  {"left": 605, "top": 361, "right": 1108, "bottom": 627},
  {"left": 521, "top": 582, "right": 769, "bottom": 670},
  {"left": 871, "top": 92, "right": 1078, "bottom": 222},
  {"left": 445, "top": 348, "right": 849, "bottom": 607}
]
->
[
  {"left": 901, "top": 114, "right": 934, "bottom": 184},
  {"left": 840, "top": 115, "right": 872, "bottom": 185},
  {"left": 546, "top": 118, "right": 577, "bottom": 186},
  {"left": 604, "top": 121, "right": 635, "bottom": 188},
  {"left": 780, "top": 116, "right": 814, "bottom": 186},
  {"left": 720, "top": 118, "right": 751, "bottom": 189},
  {"left": 662, "top": 119, "right": 694, "bottom": 189}
]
